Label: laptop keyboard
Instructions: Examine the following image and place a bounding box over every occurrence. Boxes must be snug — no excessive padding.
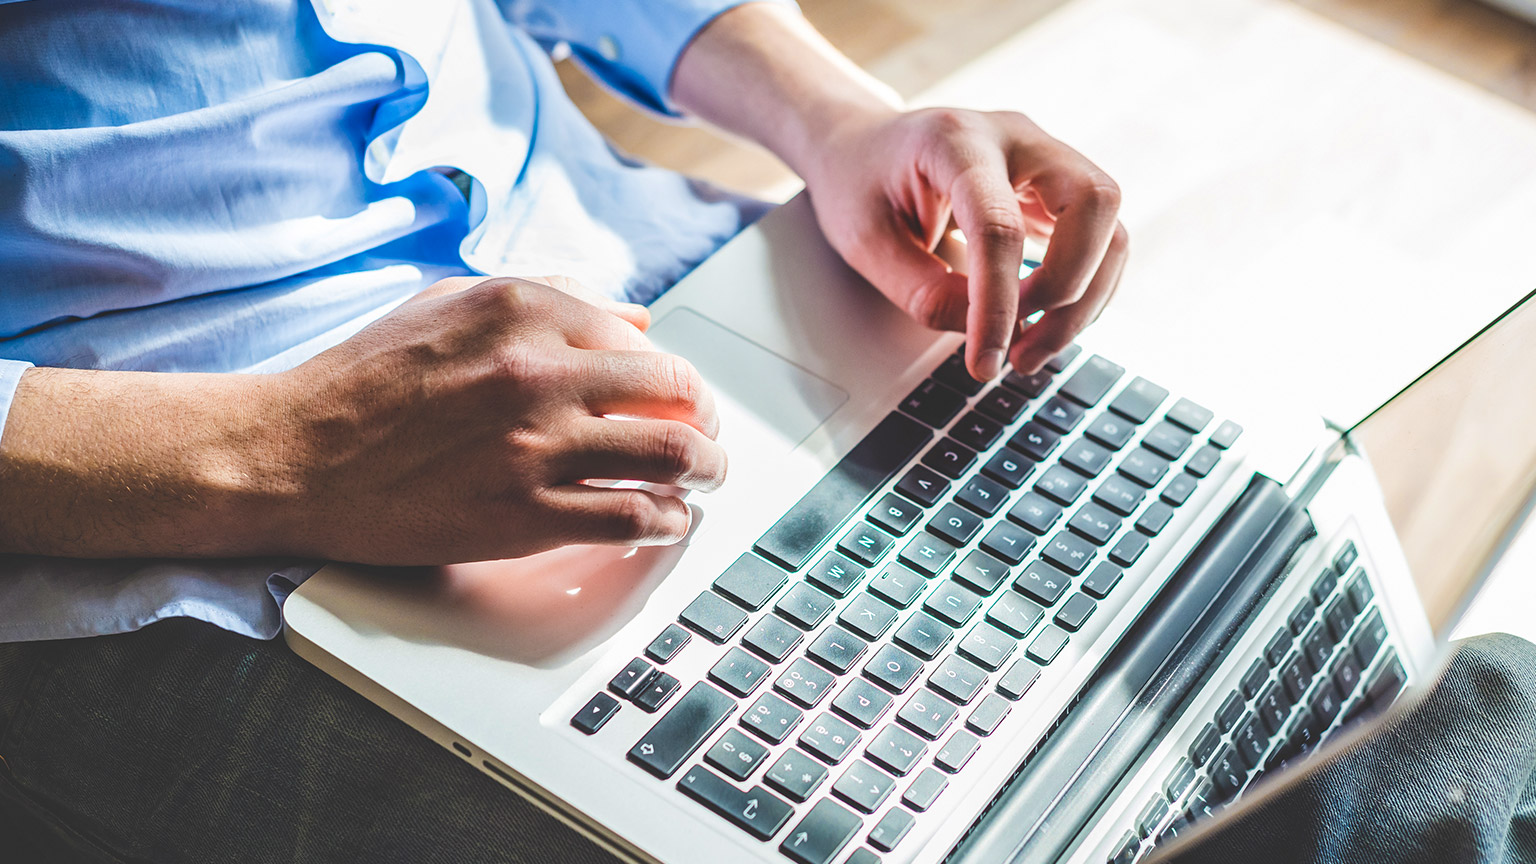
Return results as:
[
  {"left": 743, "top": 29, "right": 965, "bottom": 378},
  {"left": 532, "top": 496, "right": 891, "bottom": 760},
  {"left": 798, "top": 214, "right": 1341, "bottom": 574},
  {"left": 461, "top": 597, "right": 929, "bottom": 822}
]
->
[{"left": 570, "top": 343, "right": 1245, "bottom": 864}]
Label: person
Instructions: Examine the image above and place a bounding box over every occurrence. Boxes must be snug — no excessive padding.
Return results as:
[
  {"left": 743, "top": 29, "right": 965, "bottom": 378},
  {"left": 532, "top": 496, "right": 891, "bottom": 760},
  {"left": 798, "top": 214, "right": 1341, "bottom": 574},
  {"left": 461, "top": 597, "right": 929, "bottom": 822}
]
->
[{"left": 0, "top": 0, "right": 1126, "bottom": 860}]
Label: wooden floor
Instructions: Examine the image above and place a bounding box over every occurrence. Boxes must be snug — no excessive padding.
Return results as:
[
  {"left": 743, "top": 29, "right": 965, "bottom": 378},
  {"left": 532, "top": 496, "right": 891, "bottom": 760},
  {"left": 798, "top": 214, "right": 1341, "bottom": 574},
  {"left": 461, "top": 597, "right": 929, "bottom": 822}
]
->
[{"left": 557, "top": 0, "right": 1536, "bottom": 198}]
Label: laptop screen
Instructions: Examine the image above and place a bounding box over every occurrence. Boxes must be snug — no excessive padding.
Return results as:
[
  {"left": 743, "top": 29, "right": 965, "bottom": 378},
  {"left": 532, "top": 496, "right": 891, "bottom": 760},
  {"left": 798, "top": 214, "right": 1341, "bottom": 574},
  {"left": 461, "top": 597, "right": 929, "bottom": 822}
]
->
[{"left": 1350, "top": 288, "right": 1536, "bottom": 636}]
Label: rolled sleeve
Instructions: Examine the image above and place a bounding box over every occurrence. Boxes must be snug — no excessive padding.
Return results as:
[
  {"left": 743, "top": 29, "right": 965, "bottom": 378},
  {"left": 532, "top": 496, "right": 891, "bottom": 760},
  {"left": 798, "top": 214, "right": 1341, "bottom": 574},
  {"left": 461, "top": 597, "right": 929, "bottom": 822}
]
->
[
  {"left": 503, "top": 0, "right": 800, "bottom": 116},
  {"left": 0, "top": 359, "right": 32, "bottom": 446}
]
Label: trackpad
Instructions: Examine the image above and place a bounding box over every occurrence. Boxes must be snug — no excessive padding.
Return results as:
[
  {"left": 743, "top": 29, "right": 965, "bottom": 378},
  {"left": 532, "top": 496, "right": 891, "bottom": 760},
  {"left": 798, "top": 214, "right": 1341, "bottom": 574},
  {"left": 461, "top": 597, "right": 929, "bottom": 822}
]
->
[{"left": 648, "top": 308, "right": 848, "bottom": 453}]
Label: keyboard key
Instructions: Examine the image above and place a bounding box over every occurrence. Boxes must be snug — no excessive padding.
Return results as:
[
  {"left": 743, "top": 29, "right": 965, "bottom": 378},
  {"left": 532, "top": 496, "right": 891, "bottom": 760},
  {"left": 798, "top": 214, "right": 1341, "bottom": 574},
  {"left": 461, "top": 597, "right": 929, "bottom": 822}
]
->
[
  {"left": 1054, "top": 592, "right": 1097, "bottom": 632},
  {"left": 833, "top": 678, "right": 894, "bottom": 729},
  {"left": 1142, "top": 420, "right": 1194, "bottom": 460},
  {"left": 894, "top": 611, "right": 955, "bottom": 660},
  {"left": 680, "top": 591, "right": 749, "bottom": 643},
  {"left": 1281, "top": 654, "right": 1311, "bottom": 702},
  {"left": 1288, "top": 596, "right": 1317, "bottom": 636},
  {"left": 870, "top": 565, "right": 927, "bottom": 608},
  {"left": 571, "top": 692, "right": 620, "bottom": 735},
  {"left": 1107, "top": 376, "right": 1169, "bottom": 424},
  {"left": 806, "top": 552, "right": 867, "bottom": 599},
  {"left": 901, "top": 766, "right": 949, "bottom": 811},
  {"left": 808, "top": 625, "right": 869, "bottom": 675},
  {"left": 833, "top": 759, "right": 897, "bottom": 813},
  {"left": 1346, "top": 570, "right": 1375, "bottom": 616},
  {"left": 929, "top": 502, "right": 985, "bottom": 545},
  {"left": 1085, "top": 412, "right": 1137, "bottom": 450},
  {"left": 1045, "top": 343, "right": 1083, "bottom": 372},
  {"left": 800, "top": 711, "right": 863, "bottom": 764},
  {"left": 1233, "top": 715, "right": 1267, "bottom": 769},
  {"left": 1324, "top": 597, "right": 1354, "bottom": 642},
  {"left": 1215, "top": 691, "right": 1245, "bottom": 732},
  {"left": 1071, "top": 496, "right": 1127, "bottom": 544},
  {"left": 1007, "top": 421, "right": 1061, "bottom": 462},
  {"left": 1007, "top": 491, "right": 1063, "bottom": 535},
  {"left": 866, "top": 723, "right": 928, "bottom": 775},
  {"left": 976, "top": 386, "right": 1029, "bottom": 424},
  {"left": 709, "top": 647, "right": 772, "bottom": 698},
  {"left": 1241, "top": 657, "right": 1269, "bottom": 700},
  {"left": 981, "top": 520, "right": 1037, "bottom": 565},
  {"left": 1001, "top": 367, "right": 1054, "bottom": 398},
  {"left": 867, "top": 493, "right": 922, "bottom": 537},
  {"left": 1265, "top": 628, "right": 1295, "bottom": 668},
  {"left": 676, "top": 765, "right": 794, "bottom": 841},
  {"left": 1136, "top": 796, "right": 1169, "bottom": 838},
  {"left": 1111, "top": 833, "right": 1141, "bottom": 864},
  {"left": 1309, "top": 680, "right": 1342, "bottom": 726},
  {"left": 1035, "top": 396, "right": 1086, "bottom": 434},
  {"left": 1331, "top": 651, "right": 1364, "bottom": 697},
  {"left": 1302, "top": 623, "right": 1333, "bottom": 675},
  {"left": 1026, "top": 625, "right": 1070, "bottom": 664},
  {"left": 1119, "top": 449, "right": 1171, "bottom": 488},
  {"left": 1189, "top": 722, "right": 1221, "bottom": 767},
  {"left": 865, "top": 643, "right": 925, "bottom": 693},
  {"left": 743, "top": 613, "right": 805, "bottom": 663},
  {"left": 777, "top": 658, "right": 838, "bottom": 708},
  {"left": 1333, "top": 541, "right": 1359, "bottom": 576},
  {"left": 967, "top": 693, "right": 1012, "bottom": 735},
  {"left": 897, "top": 688, "right": 960, "bottom": 739},
  {"left": 839, "top": 523, "right": 896, "bottom": 567},
  {"left": 896, "top": 465, "right": 949, "bottom": 507},
  {"left": 1015, "top": 560, "right": 1072, "bottom": 606},
  {"left": 1035, "top": 464, "right": 1089, "bottom": 505},
  {"left": 1042, "top": 531, "right": 1096, "bottom": 575},
  {"left": 981, "top": 450, "right": 1035, "bottom": 489},
  {"left": 1093, "top": 474, "right": 1145, "bottom": 516},
  {"left": 953, "top": 549, "right": 1012, "bottom": 594},
  {"left": 839, "top": 593, "right": 900, "bottom": 640},
  {"left": 1161, "top": 473, "right": 1198, "bottom": 506},
  {"left": 1080, "top": 562, "right": 1124, "bottom": 599},
  {"left": 645, "top": 623, "right": 691, "bottom": 664},
  {"left": 635, "top": 672, "right": 681, "bottom": 713},
  {"left": 958, "top": 622, "right": 1018, "bottom": 671},
  {"left": 1210, "top": 419, "right": 1244, "bottom": 449},
  {"left": 955, "top": 475, "right": 1010, "bottom": 517},
  {"left": 1109, "top": 532, "right": 1150, "bottom": 567},
  {"left": 1164, "top": 757, "right": 1198, "bottom": 800},
  {"left": 929, "top": 654, "right": 989, "bottom": 704},
  {"left": 713, "top": 553, "right": 789, "bottom": 610},
  {"left": 1184, "top": 444, "right": 1221, "bottom": 478},
  {"left": 932, "top": 352, "right": 986, "bottom": 396},
  {"left": 868, "top": 807, "right": 916, "bottom": 852},
  {"left": 898, "top": 533, "right": 959, "bottom": 577},
  {"left": 986, "top": 593, "right": 1045, "bottom": 638},
  {"left": 610, "top": 657, "right": 657, "bottom": 699},
  {"left": 996, "top": 659, "right": 1041, "bottom": 700},
  {"left": 901, "top": 379, "right": 967, "bottom": 427},
  {"left": 1136, "top": 501, "right": 1176, "bottom": 536},
  {"left": 950, "top": 411, "right": 1004, "bottom": 452},
  {"left": 923, "top": 581, "right": 984, "bottom": 627},
  {"left": 630, "top": 682, "right": 736, "bottom": 778},
  {"left": 775, "top": 582, "right": 839, "bottom": 630},
  {"left": 1165, "top": 397, "right": 1214, "bottom": 433},
  {"left": 1256, "top": 682, "right": 1291, "bottom": 734},
  {"left": 742, "top": 691, "right": 804, "bottom": 744},
  {"left": 1058, "top": 355, "right": 1125, "bottom": 406},
  {"left": 921, "top": 437, "right": 979, "bottom": 480},
  {"left": 1062, "top": 439, "right": 1114, "bottom": 477},
  {"left": 1351, "top": 609, "right": 1388, "bottom": 668},
  {"left": 706, "top": 728, "right": 771, "bottom": 781},
  {"left": 781, "top": 799, "right": 863, "bottom": 864},
  {"left": 1366, "top": 651, "right": 1406, "bottom": 705},
  {"left": 1209, "top": 745, "right": 1246, "bottom": 801},
  {"left": 935, "top": 729, "right": 983, "bottom": 773},
  {"left": 1312, "top": 567, "right": 1340, "bottom": 605},
  {"left": 764, "top": 748, "right": 830, "bottom": 802},
  {"left": 754, "top": 412, "right": 933, "bottom": 570}
]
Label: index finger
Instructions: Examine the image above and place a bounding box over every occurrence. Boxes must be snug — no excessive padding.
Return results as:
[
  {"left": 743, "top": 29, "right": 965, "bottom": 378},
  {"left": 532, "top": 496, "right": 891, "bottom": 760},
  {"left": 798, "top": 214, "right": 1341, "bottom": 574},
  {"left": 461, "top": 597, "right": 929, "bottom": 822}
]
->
[
  {"left": 943, "top": 152, "right": 1026, "bottom": 381},
  {"left": 1014, "top": 149, "right": 1122, "bottom": 316}
]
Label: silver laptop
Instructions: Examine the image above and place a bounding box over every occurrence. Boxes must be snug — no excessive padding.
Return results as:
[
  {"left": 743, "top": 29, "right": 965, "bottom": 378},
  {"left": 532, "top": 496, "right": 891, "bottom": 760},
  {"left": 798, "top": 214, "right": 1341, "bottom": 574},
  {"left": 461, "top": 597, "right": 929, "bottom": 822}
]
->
[{"left": 283, "top": 193, "right": 1536, "bottom": 864}]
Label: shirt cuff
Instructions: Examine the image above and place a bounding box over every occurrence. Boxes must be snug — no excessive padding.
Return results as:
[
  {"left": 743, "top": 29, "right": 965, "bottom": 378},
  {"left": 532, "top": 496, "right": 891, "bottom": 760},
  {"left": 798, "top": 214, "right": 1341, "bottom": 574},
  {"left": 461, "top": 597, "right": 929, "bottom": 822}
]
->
[
  {"left": 509, "top": 0, "right": 801, "bottom": 117},
  {"left": 0, "top": 359, "right": 33, "bottom": 446}
]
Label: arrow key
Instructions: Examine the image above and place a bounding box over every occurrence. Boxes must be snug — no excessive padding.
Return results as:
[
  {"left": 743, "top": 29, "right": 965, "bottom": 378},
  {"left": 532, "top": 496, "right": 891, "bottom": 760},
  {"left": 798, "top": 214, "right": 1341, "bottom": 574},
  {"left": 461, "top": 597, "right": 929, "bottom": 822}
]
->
[
  {"left": 676, "top": 764, "right": 793, "bottom": 841},
  {"left": 780, "top": 798, "right": 863, "bottom": 864},
  {"left": 645, "top": 623, "right": 692, "bottom": 664},
  {"left": 570, "top": 692, "right": 620, "bottom": 735}
]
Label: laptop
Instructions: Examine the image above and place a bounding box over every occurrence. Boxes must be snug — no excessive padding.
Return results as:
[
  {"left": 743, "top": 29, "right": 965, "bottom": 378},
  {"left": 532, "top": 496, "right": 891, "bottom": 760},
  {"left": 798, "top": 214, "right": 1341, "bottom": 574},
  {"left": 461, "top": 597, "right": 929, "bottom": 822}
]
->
[{"left": 282, "top": 192, "right": 1536, "bottom": 864}]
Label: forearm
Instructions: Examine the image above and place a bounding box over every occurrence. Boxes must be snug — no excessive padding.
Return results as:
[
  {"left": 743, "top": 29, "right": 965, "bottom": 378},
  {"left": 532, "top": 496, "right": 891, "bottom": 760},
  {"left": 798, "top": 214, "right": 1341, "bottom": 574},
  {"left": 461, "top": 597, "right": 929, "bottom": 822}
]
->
[
  {"left": 671, "top": 3, "right": 901, "bottom": 179},
  {"left": 0, "top": 367, "right": 296, "bottom": 558}
]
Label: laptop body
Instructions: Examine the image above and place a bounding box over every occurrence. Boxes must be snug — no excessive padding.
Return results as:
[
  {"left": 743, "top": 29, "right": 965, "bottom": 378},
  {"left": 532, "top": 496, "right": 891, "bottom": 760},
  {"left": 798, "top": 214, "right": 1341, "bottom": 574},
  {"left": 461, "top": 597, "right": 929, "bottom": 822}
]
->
[{"left": 283, "top": 189, "right": 1532, "bottom": 864}]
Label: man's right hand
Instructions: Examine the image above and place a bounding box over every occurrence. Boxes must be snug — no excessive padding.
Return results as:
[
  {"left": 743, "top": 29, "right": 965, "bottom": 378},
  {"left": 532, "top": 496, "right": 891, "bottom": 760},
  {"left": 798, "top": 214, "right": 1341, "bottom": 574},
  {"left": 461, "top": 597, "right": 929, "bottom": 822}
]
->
[{"left": 272, "top": 276, "right": 726, "bottom": 565}]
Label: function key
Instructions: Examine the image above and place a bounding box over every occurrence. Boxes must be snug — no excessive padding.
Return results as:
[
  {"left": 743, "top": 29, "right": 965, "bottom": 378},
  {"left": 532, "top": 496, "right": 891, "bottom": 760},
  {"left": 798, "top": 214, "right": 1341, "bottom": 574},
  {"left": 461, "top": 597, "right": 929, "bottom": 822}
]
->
[
  {"left": 645, "top": 623, "right": 692, "bottom": 664},
  {"left": 896, "top": 464, "right": 950, "bottom": 508},
  {"left": 1053, "top": 592, "right": 1097, "bottom": 632},
  {"left": 709, "top": 646, "right": 772, "bottom": 698},
  {"left": 1035, "top": 396, "right": 1086, "bottom": 434},
  {"left": 1001, "top": 367, "right": 1055, "bottom": 398},
  {"left": 713, "top": 553, "right": 788, "bottom": 610},
  {"left": 1111, "top": 833, "right": 1140, "bottom": 864},
  {"left": 1333, "top": 541, "right": 1359, "bottom": 576},
  {"left": 966, "top": 692, "right": 1012, "bottom": 735},
  {"left": 1107, "top": 376, "right": 1170, "bottom": 424},
  {"left": 900, "top": 379, "right": 968, "bottom": 427},
  {"left": 1265, "top": 628, "right": 1295, "bottom": 668},
  {"left": 1142, "top": 420, "right": 1194, "bottom": 460},
  {"left": 1215, "top": 691, "right": 1245, "bottom": 732},
  {"left": 1184, "top": 444, "right": 1221, "bottom": 478},
  {"left": 1080, "top": 563, "right": 1124, "bottom": 599},
  {"left": 676, "top": 765, "right": 794, "bottom": 841},
  {"left": 571, "top": 692, "right": 621, "bottom": 735},
  {"left": 976, "top": 386, "right": 1029, "bottom": 423},
  {"left": 782, "top": 799, "right": 863, "bottom": 864},
  {"left": 1007, "top": 421, "right": 1062, "bottom": 462},
  {"left": 635, "top": 672, "right": 681, "bottom": 713},
  {"left": 1210, "top": 419, "right": 1244, "bottom": 449},
  {"left": 950, "top": 411, "right": 1004, "bottom": 451},
  {"left": 1346, "top": 570, "right": 1374, "bottom": 614},
  {"left": 980, "top": 520, "right": 1037, "bottom": 565},
  {"left": 629, "top": 682, "right": 736, "bottom": 778},
  {"left": 1136, "top": 796, "right": 1170, "bottom": 838},
  {"left": 609, "top": 657, "right": 657, "bottom": 699},
  {"left": 1189, "top": 722, "right": 1221, "bottom": 767},
  {"left": 955, "top": 475, "right": 1010, "bottom": 517},
  {"left": 868, "top": 806, "right": 917, "bottom": 852},
  {"left": 981, "top": 450, "right": 1035, "bottom": 489},
  {"left": 1025, "top": 625, "right": 1070, "bottom": 665},
  {"left": 901, "top": 766, "right": 950, "bottom": 811},
  {"left": 867, "top": 493, "right": 922, "bottom": 537},
  {"left": 1240, "top": 657, "right": 1269, "bottom": 699},
  {"left": 775, "top": 583, "right": 839, "bottom": 630},
  {"left": 935, "top": 729, "right": 982, "bottom": 773},
  {"left": 705, "top": 728, "right": 770, "bottom": 781},
  {"left": 742, "top": 691, "right": 805, "bottom": 744},
  {"left": 839, "top": 523, "right": 897, "bottom": 567},
  {"left": 806, "top": 551, "right": 868, "bottom": 599},
  {"left": 1165, "top": 397, "right": 1214, "bottom": 433},
  {"left": 1164, "top": 757, "right": 1198, "bottom": 800},
  {"left": 1044, "top": 343, "right": 1083, "bottom": 372},
  {"left": 1161, "top": 473, "right": 1198, "bottom": 507},
  {"left": 808, "top": 624, "right": 870, "bottom": 675},
  {"left": 921, "top": 437, "right": 979, "bottom": 480},
  {"left": 1108, "top": 532, "right": 1150, "bottom": 567},
  {"left": 1058, "top": 355, "right": 1125, "bottom": 407},
  {"left": 996, "top": 658, "right": 1041, "bottom": 700},
  {"left": 833, "top": 759, "right": 898, "bottom": 813},
  {"left": 742, "top": 612, "right": 806, "bottom": 663},
  {"left": 932, "top": 352, "right": 986, "bottom": 396},
  {"left": 765, "top": 747, "right": 830, "bottom": 802},
  {"left": 1311, "top": 567, "right": 1340, "bottom": 606}
]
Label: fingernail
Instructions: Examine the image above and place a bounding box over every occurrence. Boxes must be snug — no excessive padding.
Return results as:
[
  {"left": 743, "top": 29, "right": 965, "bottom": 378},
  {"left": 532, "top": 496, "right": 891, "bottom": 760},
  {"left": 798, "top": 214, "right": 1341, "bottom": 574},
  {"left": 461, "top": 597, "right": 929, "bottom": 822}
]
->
[{"left": 977, "top": 348, "right": 1005, "bottom": 380}]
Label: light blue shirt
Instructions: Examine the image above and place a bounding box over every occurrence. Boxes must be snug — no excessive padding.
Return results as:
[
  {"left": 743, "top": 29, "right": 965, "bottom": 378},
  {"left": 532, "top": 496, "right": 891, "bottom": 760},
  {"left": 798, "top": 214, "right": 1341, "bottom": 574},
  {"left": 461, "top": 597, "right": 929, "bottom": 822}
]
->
[{"left": 0, "top": 0, "right": 784, "bottom": 642}]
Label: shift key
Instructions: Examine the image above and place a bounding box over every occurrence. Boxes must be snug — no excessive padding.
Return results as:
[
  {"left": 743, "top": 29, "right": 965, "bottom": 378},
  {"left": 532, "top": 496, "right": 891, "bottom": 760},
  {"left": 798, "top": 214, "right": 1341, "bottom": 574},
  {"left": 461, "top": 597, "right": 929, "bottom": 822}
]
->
[{"left": 629, "top": 682, "right": 735, "bottom": 778}]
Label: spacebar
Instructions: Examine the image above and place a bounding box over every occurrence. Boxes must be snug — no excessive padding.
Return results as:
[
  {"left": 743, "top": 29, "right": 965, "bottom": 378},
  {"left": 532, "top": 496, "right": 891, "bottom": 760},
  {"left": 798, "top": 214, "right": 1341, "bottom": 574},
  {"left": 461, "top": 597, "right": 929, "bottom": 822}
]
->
[{"left": 753, "top": 411, "right": 933, "bottom": 571}]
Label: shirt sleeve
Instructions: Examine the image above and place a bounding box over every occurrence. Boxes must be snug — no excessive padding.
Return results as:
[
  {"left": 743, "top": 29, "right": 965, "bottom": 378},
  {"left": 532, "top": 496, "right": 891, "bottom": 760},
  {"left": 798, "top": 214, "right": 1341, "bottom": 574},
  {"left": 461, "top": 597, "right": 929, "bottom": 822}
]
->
[
  {"left": 0, "top": 359, "right": 33, "bottom": 445},
  {"left": 502, "top": 0, "right": 801, "bottom": 117}
]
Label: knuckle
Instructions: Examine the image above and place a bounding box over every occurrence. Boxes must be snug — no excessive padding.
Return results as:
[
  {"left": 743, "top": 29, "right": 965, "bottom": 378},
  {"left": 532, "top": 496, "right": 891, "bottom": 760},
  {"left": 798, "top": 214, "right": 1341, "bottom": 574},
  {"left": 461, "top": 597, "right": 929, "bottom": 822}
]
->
[
  {"left": 922, "top": 107, "right": 972, "bottom": 137},
  {"left": 650, "top": 423, "right": 698, "bottom": 479},
  {"left": 658, "top": 354, "right": 704, "bottom": 410},
  {"left": 1078, "top": 174, "right": 1123, "bottom": 212},
  {"left": 971, "top": 206, "right": 1026, "bottom": 245},
  {"left": 608, "top": 492, "right": 657, "bottom": 542}
]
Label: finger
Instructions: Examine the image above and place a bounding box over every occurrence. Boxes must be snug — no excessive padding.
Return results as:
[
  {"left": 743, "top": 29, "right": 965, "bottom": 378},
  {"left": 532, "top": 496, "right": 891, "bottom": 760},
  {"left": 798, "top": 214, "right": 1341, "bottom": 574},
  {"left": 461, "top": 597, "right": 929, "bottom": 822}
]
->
[
  {"left": 542, "top": 484, "right": 693, "bottom": 547},
  {"left": 557, "top": 417, "right": 728, "bottom": 492},
  {"left": 939, "top": 151, "right": 1026, "bottom": 381},
  {"left": 1014, "top": 151, "right": 1121, "bottom": 315},
  {"left": 469, "top": 278, "right": 653, "bottom": 352},
  {"left": 843, "top": 210, "right": 973, "bottom": 333},
  {"left": 1011, "top": 221, "right": 1129, "bottom": 373},
  {"left": 577, "top": 350, "right": 720, "bottom": 439}
]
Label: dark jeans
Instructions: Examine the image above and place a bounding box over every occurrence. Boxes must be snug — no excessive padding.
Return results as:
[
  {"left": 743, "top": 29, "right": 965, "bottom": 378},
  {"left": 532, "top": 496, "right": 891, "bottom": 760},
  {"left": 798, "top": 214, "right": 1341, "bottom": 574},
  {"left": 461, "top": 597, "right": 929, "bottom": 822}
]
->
[{"left": 2, "top": 620, "right": 1535, "bottom": 864}]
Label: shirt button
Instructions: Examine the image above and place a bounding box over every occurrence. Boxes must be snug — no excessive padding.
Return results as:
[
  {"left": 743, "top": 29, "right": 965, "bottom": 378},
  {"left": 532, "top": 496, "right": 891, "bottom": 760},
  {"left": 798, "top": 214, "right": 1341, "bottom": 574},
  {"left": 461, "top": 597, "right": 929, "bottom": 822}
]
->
[{"left": 597, "top": 35, "right": 620, "bottom": 62}]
